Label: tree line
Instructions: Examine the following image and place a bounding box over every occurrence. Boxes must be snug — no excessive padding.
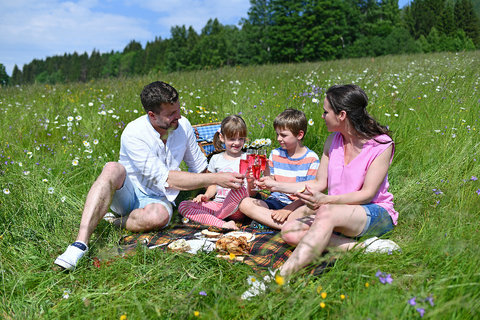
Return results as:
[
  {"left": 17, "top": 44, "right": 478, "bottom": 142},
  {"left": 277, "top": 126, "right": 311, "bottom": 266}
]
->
[{"left": 2, "top": 0, "right": 479, "bottom": 86}]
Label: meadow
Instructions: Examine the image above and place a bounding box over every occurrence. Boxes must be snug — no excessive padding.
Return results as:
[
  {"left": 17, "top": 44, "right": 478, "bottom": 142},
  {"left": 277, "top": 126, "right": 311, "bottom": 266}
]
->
[{"left": 1, "top": 50, "right": 479, "bottom": 319}]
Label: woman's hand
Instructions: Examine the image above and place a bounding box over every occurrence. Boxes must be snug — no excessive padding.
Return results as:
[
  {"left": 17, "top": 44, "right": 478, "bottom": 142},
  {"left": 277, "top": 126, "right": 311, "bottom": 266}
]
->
[{"left": 295, "top": 185, "right": 329, "bottom": 210}]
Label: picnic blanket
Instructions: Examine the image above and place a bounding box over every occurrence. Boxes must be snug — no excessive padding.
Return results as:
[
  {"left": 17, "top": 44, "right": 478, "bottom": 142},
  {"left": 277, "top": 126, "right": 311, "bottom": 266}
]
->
[{"left": 117, "top": 222, "right": 335, "bottom": 275}]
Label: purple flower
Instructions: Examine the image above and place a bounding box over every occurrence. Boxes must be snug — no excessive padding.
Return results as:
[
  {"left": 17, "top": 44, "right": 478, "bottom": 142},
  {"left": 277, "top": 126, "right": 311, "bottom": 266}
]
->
[
  {"left": 375, "top": 271, "right": 393, "bottom": 284},
  {"left": 425, "top": 295, "right": 434, "bottom": 307},
  {"left": 199, "top": 291, "right": 207, "bottom": 296},
  {"left": 416, "top": 308, "right": 425, "bottom": 317},
  {"left": 471, "top": 176, "right": 478, "bottom": 181},
  {"left": 408, "top": 297, "right": 417, "bottom": 306},
  {"left": 476, "top": 189, "right": 480, "bottom": 196}
]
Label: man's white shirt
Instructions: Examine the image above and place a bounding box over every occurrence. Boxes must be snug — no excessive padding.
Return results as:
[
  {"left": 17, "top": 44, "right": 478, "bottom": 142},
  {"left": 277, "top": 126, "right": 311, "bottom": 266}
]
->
[{"left": 119, "top": 115, "right": 207, "bottom": 202}]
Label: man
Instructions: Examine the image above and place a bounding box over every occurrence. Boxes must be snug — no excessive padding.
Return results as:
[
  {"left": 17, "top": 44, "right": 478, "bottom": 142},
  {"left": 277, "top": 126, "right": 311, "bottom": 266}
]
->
[{"left": 55, "top": 81, "right": 244, "bottom": 270}]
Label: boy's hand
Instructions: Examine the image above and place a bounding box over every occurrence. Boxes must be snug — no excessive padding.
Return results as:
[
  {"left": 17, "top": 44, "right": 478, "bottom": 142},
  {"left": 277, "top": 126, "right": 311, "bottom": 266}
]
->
[
  {"left": 271, "top": 209, "right": 291, "bottom": 223},
  {"left": 257, "top": 176, "right": 275, "bottom": 190}
]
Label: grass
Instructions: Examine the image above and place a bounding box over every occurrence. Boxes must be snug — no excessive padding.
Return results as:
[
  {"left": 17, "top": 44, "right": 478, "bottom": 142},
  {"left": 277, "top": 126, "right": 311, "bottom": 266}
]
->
[{"left": 1, "top": 50, "right": 480, "bottom": 319}]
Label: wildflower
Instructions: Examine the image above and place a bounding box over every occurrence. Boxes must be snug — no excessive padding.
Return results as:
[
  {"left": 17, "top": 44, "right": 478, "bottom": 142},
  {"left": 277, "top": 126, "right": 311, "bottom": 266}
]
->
[
  {"left": 75, "top": 115, "right": 82, "bottom": 121},
  {"left": 62, "top": 289, "right": 70, "bottom": 299},
  {"left": 194, "top": 311, "right": 200, "bottom": 317},
  {"left": 312, "top": 98, "right": 319, "bottom": 104},
  {"left": 384, "top": 113, "right": 391, "bottom": 117},
  {"left": 408, "top": 297, "right": 417, "bottom": 306},
  {"left": 365, "top": 282, "right": 370, "bottom": 288},
  {"left": 229, "top": 253, "right": 236, "bottom": 260},
  {"left": 275, "top": 274, "right": 285, "bottom": 286},
  {"left": 61, "top": 196, "right": 66, "bottom": 202},
  {"left": 93, "top": 139, "right": 99, "bottom": 145},
  {"left": 416, "top": 308, "right": 425, "bottom": 317},
  {"left": 340, "top": 294, "right": 345, "bottom": 300},
  {"left": 476, "top": 189, "right": 480, "bottom": 196},
  {"left": 88, "top": 102, "right": 94, "bottom": 107},
  {"left": 376, "top": 271, "right": 393, "bottom": 284},
  {"left": 199, "top": 291, "right": 207, "bottom": 296},
  {"left": 83, "top": 141, "right": 90, "bottom": 147},
  {"left": 42, "top": 179, "right": 48, "bottom": 183},
  {"left": 247, "top": 276, "right": 257, "bottom": 285},
  {"left": 471, "top": 176, "right": 478, "bottom": 181},
  {"left": 67, "top": 116, "right": 74, "bottom": 121},
  {"left": 425, "top": 295, "right": 434, "bottom": 307},
  {"left": 48, "top": 187, "right": 54, "bottom": 194},
  {"left": 316, "top": 285, "right": 322, "bottom": 294},
  {"left": 308, "top": 119, "right": 314, "bottom": 126},
  {"left": 72, "top": 159, "right": 79, "bottom": 166},
  {"left": 320, "top": 302, "right": 326, "bottom": 308},
  {"left": 3, "top": 188, "right": 10, "bottom": 195},
  {"left": 321, "top": 292, "right": 327, "bottom": 299},
  {"left": 120, "top": 314, "right": 127, "bottom": 320}
]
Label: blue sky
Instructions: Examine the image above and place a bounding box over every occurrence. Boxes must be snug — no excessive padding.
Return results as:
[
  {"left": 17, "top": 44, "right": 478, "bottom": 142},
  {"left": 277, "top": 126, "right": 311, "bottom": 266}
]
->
[{"left": 0, "top": 0, "right": 411, "bottom": 76}]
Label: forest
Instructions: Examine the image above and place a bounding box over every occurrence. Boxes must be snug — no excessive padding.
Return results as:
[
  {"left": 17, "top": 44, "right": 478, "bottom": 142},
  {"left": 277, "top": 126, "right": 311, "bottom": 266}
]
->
[{"left": 1, "top": 0, "right": 479, "bottom": 86}]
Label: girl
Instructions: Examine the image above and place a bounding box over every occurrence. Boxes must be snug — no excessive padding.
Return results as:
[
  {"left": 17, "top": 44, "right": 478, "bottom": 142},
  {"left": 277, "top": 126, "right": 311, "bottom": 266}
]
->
[
  {"left": 259, "top": 84, "right": 400, "bottom": 276},
  {"left": 178, "top": 115, "right": 252, "bottom": 230}
]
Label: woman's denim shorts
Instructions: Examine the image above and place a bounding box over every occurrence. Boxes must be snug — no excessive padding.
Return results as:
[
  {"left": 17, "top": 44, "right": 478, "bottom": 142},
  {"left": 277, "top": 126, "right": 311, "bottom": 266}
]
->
[{"left": 357, "top": 203, "right": 394, "bottom": 237}]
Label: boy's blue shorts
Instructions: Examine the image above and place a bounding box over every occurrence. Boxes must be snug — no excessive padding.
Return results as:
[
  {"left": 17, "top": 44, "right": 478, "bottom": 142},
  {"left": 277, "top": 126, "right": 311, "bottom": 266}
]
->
[{"left": 264, "top": 196, "right": 289, "bottom": 210}]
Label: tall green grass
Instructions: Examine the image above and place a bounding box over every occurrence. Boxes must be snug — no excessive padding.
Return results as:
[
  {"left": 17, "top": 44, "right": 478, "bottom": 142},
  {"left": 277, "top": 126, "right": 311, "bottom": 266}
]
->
[{"left": 1, "top": 51, "right": 479, "bottom": 319}]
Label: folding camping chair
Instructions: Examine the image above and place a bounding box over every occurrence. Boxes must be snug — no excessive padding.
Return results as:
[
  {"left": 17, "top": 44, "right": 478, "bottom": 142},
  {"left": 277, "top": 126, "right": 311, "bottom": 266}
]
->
[{"left": 192, "top": 122, "right": 221, "bottom": 157}]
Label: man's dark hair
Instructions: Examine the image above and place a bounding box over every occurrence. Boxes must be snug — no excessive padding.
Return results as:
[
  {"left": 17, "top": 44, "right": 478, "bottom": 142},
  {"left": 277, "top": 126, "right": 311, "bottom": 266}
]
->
[{"left": 140, "top": 81, "right": 179, "bottom": 113}]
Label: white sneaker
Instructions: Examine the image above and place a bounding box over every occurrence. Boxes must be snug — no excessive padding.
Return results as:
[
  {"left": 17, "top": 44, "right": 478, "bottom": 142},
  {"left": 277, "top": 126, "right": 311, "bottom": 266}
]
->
[
  {"left": 54, "top": 242, "right": 88, "bottom": 270},
  {"left": 363, "top": 237, "right": 400, "bottom": 254}
]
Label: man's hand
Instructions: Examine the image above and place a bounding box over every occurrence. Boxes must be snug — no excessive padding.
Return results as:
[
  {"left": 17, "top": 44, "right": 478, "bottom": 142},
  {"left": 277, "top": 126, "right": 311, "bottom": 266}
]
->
[
  {"left": 214, "top": 172, "right": 245, "bottom": 189},
  {"left": 271, "top": 209, "right": 291, "bottom": 223}
]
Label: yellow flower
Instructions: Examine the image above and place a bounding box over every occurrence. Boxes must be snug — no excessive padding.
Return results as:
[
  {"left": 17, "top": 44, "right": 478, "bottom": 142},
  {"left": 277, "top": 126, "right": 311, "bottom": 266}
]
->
[
  {"left": 340, "top": 294, "right": 346, "bottom": 300},
  {"left": 229, "top": 253, "right": 236, "bottom": 260},
  {"left": 365, "top": 282, "right": 370, "bottom": 288},
  {"left": 194, "top": 311, "right": 200, "bottom": 317},
  {"left": 316, "top": 285, "right": 323, "bottom": 294},
  {"left": 320, "top": 302, "right": 326, "bottom": 308},
  {"left": 120, "top": 314, "right": 127, "bottom": 320},
  {"left": 275, "top": 274, "right": 285, "bottom": 286},
  {"left": 321, "top": 292, "right": 327, "bottom": 299}
]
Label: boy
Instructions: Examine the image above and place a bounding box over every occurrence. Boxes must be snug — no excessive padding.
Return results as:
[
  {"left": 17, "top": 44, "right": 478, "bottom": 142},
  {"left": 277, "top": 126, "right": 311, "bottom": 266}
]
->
[{"left": 239, "top": 108, "right": 319, "bottom": 229}]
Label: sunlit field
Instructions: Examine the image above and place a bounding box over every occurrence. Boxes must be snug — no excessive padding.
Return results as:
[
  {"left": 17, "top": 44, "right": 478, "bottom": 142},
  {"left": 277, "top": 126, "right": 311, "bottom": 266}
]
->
[{"left": 1, "top": 51, "right": 479, "bottom": 319}]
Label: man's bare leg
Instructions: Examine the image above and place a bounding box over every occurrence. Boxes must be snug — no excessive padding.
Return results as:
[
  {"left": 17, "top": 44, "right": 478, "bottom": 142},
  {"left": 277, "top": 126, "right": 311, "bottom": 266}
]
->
[{"left": 55, "top": 162, "right": 126, "bottom": 270}]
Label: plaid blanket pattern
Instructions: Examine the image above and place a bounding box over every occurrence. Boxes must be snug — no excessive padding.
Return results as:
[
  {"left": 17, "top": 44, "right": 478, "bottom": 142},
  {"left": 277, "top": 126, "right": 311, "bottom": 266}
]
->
[{"left": 119, "top": 222, "right": 334, "bottom": 274}]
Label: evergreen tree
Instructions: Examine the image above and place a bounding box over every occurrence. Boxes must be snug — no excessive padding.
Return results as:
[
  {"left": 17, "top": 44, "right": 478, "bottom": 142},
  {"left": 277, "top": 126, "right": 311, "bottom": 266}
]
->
[
  {"left": 11, "top": 65, "right": 22, "bottom": 85},
  {"left": 0, "top": 63, "right": 9, "bottom": 86},
  {"left": 455, "top": 0, "right": 480, "bottom": 46}
]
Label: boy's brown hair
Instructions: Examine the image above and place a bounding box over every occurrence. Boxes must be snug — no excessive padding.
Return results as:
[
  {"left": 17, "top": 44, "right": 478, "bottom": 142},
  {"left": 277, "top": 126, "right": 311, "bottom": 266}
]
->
[{"left": 273, "top": 108, "right": 308, "bottom": 139}]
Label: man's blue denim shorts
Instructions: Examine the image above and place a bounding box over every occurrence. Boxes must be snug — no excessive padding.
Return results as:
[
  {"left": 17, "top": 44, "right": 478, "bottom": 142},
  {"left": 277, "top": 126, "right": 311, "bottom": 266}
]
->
[{"left": 357, "top": 203, "right": 394, "bottom": 237}]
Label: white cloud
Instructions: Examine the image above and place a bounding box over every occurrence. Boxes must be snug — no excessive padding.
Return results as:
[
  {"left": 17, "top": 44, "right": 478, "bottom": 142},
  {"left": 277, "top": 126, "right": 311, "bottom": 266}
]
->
[
  {"left": 0, "top": 0, "right": 250, "bottom": 76},
  {"left": 0, "top": 0, "right": 153, "bottom": 75}
]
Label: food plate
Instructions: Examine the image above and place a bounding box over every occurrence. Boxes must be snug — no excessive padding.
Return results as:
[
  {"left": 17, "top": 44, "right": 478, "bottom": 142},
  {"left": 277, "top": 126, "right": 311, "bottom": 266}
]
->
[
  {"left": 186, "top": 239, "right": 215, "bottom": 254},
  {"left": 194, "top": 232, "right": 222, "bottom": 242},
  {"left": 223, "top": 231, "right": 255, "bottom": 242}
]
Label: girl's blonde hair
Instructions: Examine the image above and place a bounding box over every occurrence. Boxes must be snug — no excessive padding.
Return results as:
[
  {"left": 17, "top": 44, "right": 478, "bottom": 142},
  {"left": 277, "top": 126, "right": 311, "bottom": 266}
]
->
[{"left": 213, "top": 115, "right": 247, "bottom": 152}]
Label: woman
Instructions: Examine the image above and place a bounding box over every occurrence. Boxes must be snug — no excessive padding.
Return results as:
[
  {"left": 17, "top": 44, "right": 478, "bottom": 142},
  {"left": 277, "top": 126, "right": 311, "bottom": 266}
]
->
[{"left": 260, "top": 84, "right": 399, "bottom": 276}]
